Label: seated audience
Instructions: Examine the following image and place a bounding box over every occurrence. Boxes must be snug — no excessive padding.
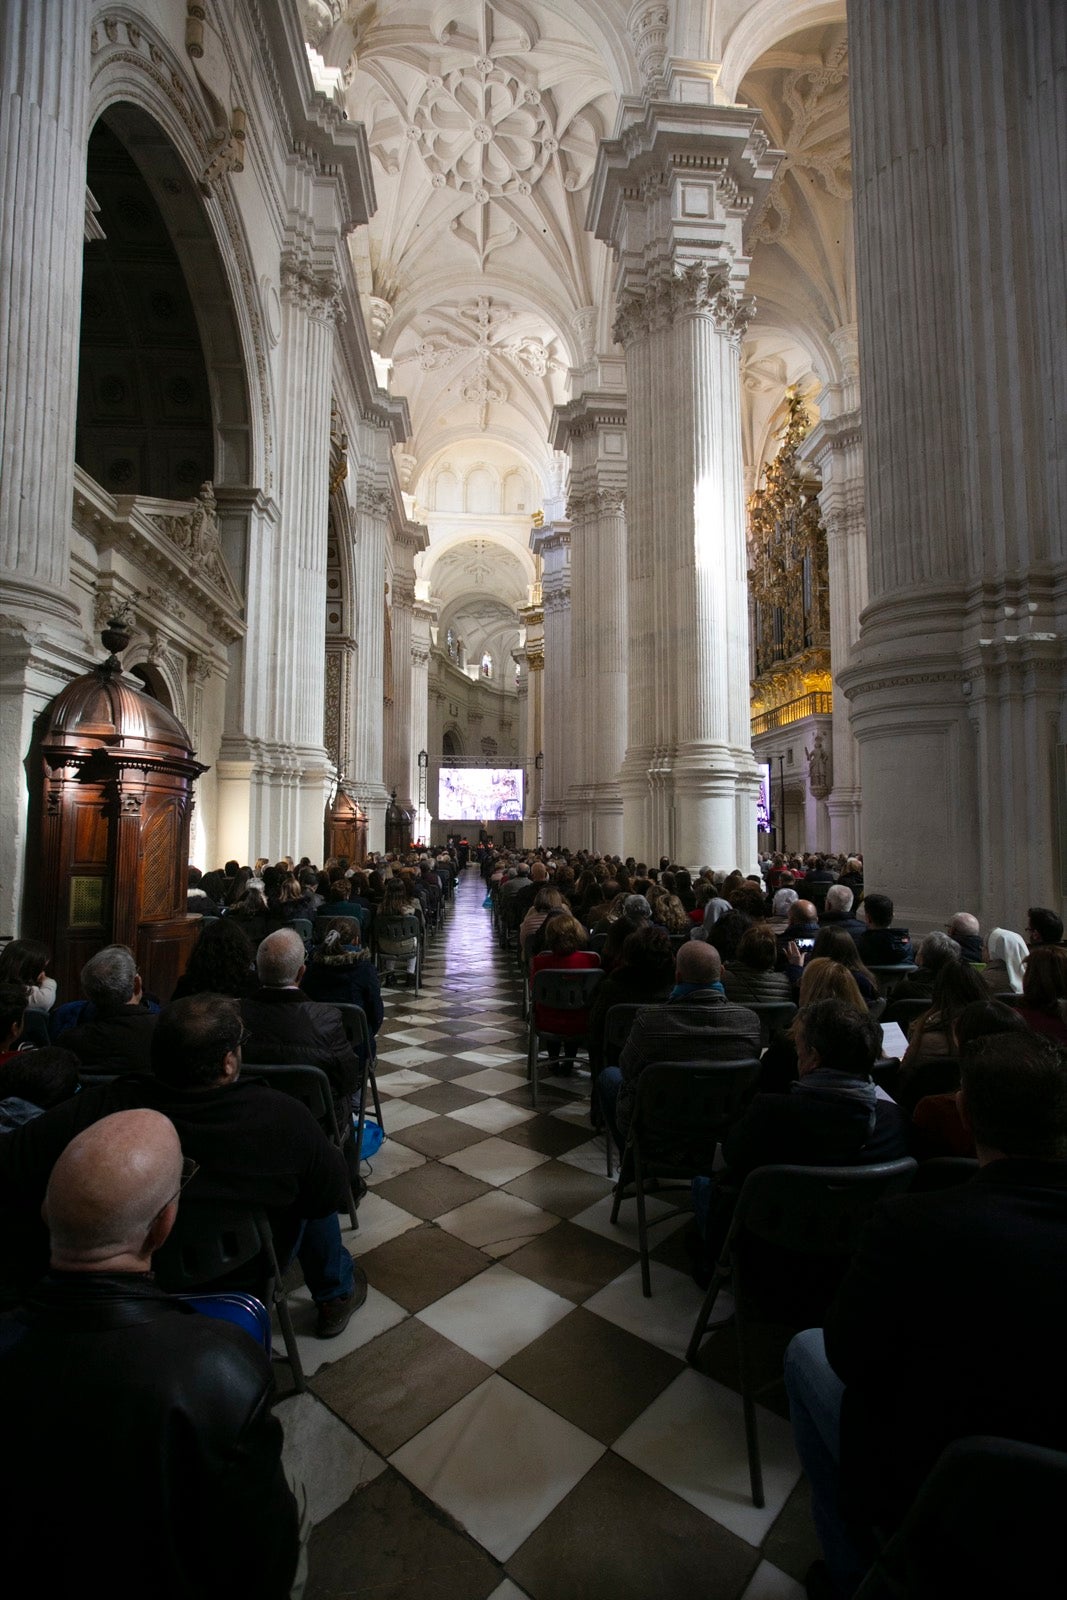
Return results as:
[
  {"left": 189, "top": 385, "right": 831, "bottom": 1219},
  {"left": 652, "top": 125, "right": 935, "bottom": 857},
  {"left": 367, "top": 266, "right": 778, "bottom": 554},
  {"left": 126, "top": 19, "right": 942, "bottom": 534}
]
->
[
  {"left": 776, "top": 900, "right": 822, "bottom": 968},
  {"left": 767, "top": 886, "right": 799, "bottom": 934},
  {"left": 587, "top": 924, "right": 675, "bottom": 1075},
  {"left": 53, "top": 945, "right": 159, "bottom": 1074},
  {"left": 785, "top": 1032, "right": 1067, "bottom": 1598},
  {"left": 807, "top": 928, "right": 878, "bottom": 1001},
  {"left": 530, "top": 913, "right": 600, "bottom": 1069},
  {"left": 1025, "top": 905, "right": 1064, "bottom": 949},
  {"left": 1015, "top": 944, "right": 1067, "bottom": 1043},
  {"left": 884, "top": 930, "right": 959, "bottom": 1005},
  {"left": 0, "top": 994, "right": 361, "bottom": 1336},
  {"left": 301, "top": 918, "right": 383, "bottom": 1039},
  {"left": 267, "top": 872, "right": 316, "bottom": 928},
  {"left": 598, "top": 941, "right": 761, "bottom": 1148},
  {"left": 979, "top": 926, "right": 1029, "bottom": 995},
  {"left": 375, "top": 874, "right": 423, "bottom": 982},
  {"left": 0, "top": 939, "right": 56, "bottom": 1044},
  {"left": 0, "top": 1108, "right": 301, "bottom": 1598},
  {"left": 947, "top": 910, "right": 985, "bottom": 965},
  {"left": 520, "top": 886, "right": 564, "bottom": 955},
  {"left": 818, "top": 885, "right": 866, "bottom": 942},
  {"left": 756, "top": 959, "right": 871, "bottom": 1095},
  {"left": 855, "top": 893, "right": 913, "bottom": 966},
  {"left": 186, "top": 865, "right": 221, "bottom": 918},
  {"left": 706, "top": 907, "right": 756, "bottom": 964},
  {"left": 0, "top": 1047, "right": 79, "bottom": 1131},
  {"left": 171, "top": 919, "right": 258, "bottom": 1001},
  {"left": 0, "top": 982, "right": 28, "bottom": 1067},
  {"left": 900, "top": 960, "right": 993, "bottom": 1080},
  {"left": 722, "top": 924, "right": 793, "bottom": 1005},
  {"left": 321, "top": 878, "right": 370, "bottom": 932},
  {"left": 225, "top": 885, "right": 269, "bottom": 946},
  {"left": 911, "top": 999, "right": 1031, "bottom": 1157}
]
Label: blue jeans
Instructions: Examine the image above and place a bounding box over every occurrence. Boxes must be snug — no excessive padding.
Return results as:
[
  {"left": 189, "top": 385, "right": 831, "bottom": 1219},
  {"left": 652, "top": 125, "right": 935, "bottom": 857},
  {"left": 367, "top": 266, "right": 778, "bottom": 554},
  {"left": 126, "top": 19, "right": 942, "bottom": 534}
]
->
[
  {"left": 293, "top": 1214, "right": 354, "bottom": 1304},
  {"left": 784, "top": 1329, "right": 871, "bottom": 1598}
]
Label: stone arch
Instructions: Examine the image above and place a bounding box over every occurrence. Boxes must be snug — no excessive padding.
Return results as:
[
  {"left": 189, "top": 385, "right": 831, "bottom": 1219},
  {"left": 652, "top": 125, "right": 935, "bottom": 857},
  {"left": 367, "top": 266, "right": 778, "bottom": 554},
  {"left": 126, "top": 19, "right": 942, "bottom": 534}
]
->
[
  {"left": 718, "top": 0, "right": 846, "bottom": 101},
  {"left": 442, "top": 725, "right": 464, "bottom": 762},
  {"left": 88, "top": 22, "right": 271, "bottom": 490}
]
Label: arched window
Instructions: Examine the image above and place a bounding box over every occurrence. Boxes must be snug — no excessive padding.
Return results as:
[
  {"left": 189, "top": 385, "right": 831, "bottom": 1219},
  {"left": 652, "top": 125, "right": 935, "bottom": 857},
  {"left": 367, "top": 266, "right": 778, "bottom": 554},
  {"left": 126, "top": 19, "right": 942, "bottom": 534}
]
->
[{"left": 480, "top": 652, "right": 492, "bottom": 679}]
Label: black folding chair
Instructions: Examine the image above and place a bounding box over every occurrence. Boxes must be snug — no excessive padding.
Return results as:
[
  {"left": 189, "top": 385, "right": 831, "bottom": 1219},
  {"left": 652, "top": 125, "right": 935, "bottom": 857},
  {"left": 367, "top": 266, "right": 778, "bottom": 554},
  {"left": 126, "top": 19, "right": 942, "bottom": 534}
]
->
[
  {"left": 527, "top": 967, "right": 604, "bottom": 1109},
  {"left": 247, "top": 1063, "right": 360, "bottom": 1229},
  {"left": 598, "top": 1002, "right": 653, "bottom": 1174},
  {"left": 153, "top": 1201, "right": 306, "bottom": 1392},
  {"left": 866, "top": 963, "right": 919, "bottom": 996},
  {"left": 909, "top": 1155, "right": 979, "bottom": 1192},
  {"left": 687, "top": 1159, "right": 917, "bottom": 1507},
  {"left": 611, "top": 1058, "right": 762, "bottom": 1297},
  {"left": 882, "top": 996, "right": 931, "bottom": 1030},
  {"left": 855, "top": 1436, "right": 1067, "bottom": 1600},
  {"left": 373, "top": 914, "right": 423, "bottom": 992},
  {"left": 737, "top": 1000, "right": 797, "bottom": 1049}
]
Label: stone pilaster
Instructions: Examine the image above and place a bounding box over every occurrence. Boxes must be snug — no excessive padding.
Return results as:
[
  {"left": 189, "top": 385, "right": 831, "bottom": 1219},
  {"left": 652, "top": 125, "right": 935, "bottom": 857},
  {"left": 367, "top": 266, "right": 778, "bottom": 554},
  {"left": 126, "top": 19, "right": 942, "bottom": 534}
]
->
[
  {"left": 842, "top": 0, "right": 1067, "bottom": 931},
  {"left": 554, "top": 392, "right": 628, "bottom": 855},
  {"left": 589, "top": 101, "right": 780, "bottom": 868},
  {"left": 410, "top": 599, "right": 436, "bottom": 843},
  {"left": 531, "top": 523, "right": 571, "bottom": 848},
  {"left": 349, "top": 471, "right": 392, "bottom": 850},
  {"left": 0, "top": 0, "right": 94, "bottom": 930}
]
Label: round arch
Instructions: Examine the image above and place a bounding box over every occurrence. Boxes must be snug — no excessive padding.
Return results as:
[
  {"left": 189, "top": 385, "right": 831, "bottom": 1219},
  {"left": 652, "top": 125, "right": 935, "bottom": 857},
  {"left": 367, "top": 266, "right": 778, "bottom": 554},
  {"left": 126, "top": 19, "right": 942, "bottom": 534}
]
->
[{"left": 719, "top": 0, "right": 846, "bottom": 102}]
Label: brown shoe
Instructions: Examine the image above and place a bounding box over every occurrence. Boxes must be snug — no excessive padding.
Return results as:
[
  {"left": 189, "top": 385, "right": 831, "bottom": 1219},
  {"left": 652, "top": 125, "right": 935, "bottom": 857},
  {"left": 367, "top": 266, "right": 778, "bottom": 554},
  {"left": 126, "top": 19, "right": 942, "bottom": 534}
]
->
[{"left": 315, "top": 1260, "right": 368, "bottom": 1339}]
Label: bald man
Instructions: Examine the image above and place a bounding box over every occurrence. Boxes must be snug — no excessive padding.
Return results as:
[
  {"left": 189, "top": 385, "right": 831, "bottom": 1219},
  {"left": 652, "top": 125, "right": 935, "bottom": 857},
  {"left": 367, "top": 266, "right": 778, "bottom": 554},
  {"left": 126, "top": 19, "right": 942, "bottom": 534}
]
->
[{"left": 1, "top": 1110, "right": 299, "bottom": 1599}]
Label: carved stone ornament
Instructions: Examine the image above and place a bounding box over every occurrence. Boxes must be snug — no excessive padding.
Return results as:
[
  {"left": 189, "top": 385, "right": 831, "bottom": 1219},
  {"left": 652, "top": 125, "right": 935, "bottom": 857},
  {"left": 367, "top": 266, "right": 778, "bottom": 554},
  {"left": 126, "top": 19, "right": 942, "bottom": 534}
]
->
[
  {"left": 412, "top": 61, "right": 556, "bottom": 203},
  {"left": 149, "top": 481, "right": 230, "bottom": 589},
  {"left": 614, "top": 263, "right": 754, "bottom": 346},
  {"left": 628, "top": 3, "right": 671, "bottom": 96},
  {"left": 356, "top": 481, "right": 391, "bottom": 519},
  {"left": 280, "top": 255, "right": 345, "bottom": 324}
]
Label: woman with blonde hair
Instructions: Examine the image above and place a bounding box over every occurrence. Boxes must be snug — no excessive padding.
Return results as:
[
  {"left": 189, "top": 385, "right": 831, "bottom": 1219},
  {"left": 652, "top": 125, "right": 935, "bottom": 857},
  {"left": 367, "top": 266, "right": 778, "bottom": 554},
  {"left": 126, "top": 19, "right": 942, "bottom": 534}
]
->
[
  {"left": 520, "top": 886, "right": 563, "bottom": 955},
  {"left": 758, "top": 958, "right": 869, "bottom": 1094}
]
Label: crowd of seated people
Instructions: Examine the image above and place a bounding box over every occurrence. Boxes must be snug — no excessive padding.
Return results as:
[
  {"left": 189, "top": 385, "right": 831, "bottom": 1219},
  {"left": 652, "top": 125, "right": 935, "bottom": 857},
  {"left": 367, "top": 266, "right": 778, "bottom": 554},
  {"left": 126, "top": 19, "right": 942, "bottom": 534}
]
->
[{"left": 1, "top": 834, "right": 1064, "bottom": 1596}]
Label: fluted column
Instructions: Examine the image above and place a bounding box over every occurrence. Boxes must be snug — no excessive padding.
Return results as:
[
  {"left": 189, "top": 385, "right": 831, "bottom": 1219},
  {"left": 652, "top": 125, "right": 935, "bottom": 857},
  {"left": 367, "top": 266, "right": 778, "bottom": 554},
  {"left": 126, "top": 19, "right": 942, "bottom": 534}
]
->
[
  {"left": 410, "top": 599, "right": 435, "bottom": 843},
  {"left": 843, "top": 0, "right": 1067, "bottom": 931},
  {"left": 386, "top": 577, "right": 414, "bottom": 808},
  {"left": 350, "top": 476, "right": 391, "bottom": 850},
  {"left": 554, "top": 391, "right": 628, "bottom": 855},
  {"left": 533, "top": 523, "right": 572, "bottom": 848},
  {"left": 590, "top": 102, "right": 780, "bottom": 868}
]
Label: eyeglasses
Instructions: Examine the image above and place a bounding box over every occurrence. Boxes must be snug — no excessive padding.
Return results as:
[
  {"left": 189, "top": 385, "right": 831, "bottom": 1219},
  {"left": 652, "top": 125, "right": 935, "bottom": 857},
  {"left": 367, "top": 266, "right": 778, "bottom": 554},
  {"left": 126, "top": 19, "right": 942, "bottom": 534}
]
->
[
  {"left": 233, "top": 1029, "right": 252, "bottom": 1053},
  {"left": 160, "top": 1156, "right": 200, "bottom": 1212}
]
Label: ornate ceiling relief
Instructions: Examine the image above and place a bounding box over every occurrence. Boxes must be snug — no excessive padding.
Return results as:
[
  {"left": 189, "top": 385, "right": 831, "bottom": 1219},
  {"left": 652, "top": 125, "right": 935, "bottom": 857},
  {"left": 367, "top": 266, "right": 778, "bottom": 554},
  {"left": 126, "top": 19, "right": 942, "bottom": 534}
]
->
[
  {"left": 394, "top": 293, "right": 563, "bottom": 432},
  {"left": 748, "top": 39, "right": 851, "bottom": 247}
]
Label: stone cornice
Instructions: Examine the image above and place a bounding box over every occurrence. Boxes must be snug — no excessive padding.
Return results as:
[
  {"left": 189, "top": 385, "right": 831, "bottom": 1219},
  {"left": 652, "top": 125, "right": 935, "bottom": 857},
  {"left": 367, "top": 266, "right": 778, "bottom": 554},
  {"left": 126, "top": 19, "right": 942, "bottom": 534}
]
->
[
  {"left": 800, "top": 411, "right": 863, "bottom": 464},
  {"left": 550, "top": 390, "right": 627, "bottom": 451}
]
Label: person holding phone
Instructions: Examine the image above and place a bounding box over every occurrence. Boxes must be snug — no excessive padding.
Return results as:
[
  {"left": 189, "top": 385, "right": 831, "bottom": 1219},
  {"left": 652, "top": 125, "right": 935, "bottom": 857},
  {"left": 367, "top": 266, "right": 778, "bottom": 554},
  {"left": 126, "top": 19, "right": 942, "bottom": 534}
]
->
[{"left": 776, "top": 900, "right": 822, "bottom": 971}]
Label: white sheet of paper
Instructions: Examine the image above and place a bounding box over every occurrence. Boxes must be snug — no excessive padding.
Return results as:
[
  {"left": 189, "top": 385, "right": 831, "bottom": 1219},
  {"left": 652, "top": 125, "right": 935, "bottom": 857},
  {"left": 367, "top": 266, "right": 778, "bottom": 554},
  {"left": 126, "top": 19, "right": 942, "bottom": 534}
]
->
[{"left": 879, "top": 1021, "right": 908, "bottom": 1060}]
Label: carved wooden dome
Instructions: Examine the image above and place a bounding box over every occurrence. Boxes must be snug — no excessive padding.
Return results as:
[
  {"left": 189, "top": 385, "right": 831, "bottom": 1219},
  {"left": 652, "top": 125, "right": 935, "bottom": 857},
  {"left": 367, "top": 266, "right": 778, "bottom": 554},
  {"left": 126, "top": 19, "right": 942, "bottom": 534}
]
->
[{"left": 40, "top": 623, "right": 198, "bottom": 765}]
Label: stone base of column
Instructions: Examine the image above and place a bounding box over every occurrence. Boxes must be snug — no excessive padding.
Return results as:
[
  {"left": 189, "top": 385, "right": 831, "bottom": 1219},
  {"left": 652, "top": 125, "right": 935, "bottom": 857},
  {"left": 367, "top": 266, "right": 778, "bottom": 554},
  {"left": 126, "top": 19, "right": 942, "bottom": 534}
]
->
[
  {"left": 217, "top": 739, "right": 336, "bottom": 865},
  {"left": 826, "top": 789, "right": 862, "bottom": 856},
  {"left": 619, "top": 747, "right": 654, "bottom": 863},
  {"left": 587, "top": 785, "right": 625, "bottom": 858},
  {"left": 355, "top": 786, "right": 390, "bottom": 856},
  {"left": 564, "top": 784, "right": 595, "bottom": 852},
  {"left": 670, "top": 746, "right": 761, "bottom": 874},
  {"left": 0, "top": 612, "right": 90, "bottom": 933}
]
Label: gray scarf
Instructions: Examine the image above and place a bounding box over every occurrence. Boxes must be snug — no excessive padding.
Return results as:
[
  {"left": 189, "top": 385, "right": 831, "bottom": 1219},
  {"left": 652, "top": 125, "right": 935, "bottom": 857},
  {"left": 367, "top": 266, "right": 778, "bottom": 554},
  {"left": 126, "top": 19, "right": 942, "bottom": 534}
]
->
[{"left": 795, "top": 1067, "right": 879, "bottom": 1133}]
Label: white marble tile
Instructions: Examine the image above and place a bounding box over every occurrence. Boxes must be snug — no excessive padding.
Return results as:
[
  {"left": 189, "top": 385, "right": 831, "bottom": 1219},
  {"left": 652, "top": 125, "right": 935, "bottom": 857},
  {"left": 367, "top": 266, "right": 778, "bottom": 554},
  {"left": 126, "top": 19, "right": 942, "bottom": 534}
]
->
[
  {"left": 547, "top": 1093, "right": 594, "bottom": 1117},
  {"left": 435, "top": 1190, "right": 561, "bottom": 1258},
  {"left": 486, "top": 1581, "right": 533, "bottom": 1600},
  {"left": 375, "top": 1099, "right": 438, "bottom": 1132},
  {"left": 417, "top": 1262, "right": 573, "bottom": 1366},
  {"left": 363, "top": 1138, "right": 427, "bottom": 1186},
  {"left": 380, "top": 1028, "right": 450, "bottom": 1046},
  {"left": 582, "top": 1258, "right": 723, "bottom": 1359},
  {"left": 390, "top": 1375, "right": 604, "bottom": 1560},
  {"left": 441, "top": 1135, "right": 550, "bottom": 1187},
  {"left": 276, "top": 1392, "right": 386, "bottom": 1523},
  {"left": 373, "top": 1068, "right": 438, "bottom": 1096},
  {"left": 447, "top": 1098, "right": 535, "bottom": 1132},
  {"left": 450, "top": 1066, "right": 526, "bottom": 1094},
  {"left": 374, "top": 1046, "right": 447, "bottom": 1068},
  {"left": 453, "top": 1048, "right": 529, "bottom": 1067},
  {"left": 346, "top": 1192, "right": 422, "bottom": 1255},
  {"left": 568, "top": 1191, "right": 690, "bottom": 1252},
  {"left": 287, "top": 1284, "right": 408, "bottom": 1378},
  {"left": 555, "top": 1139, "right": 617, "bottom": 1177},
  {"left": 612, "top": 1366, "right": 801, "bottom": 1545},
  {"left": 739, "top": 1560, "right": 808, "bottom": 1600}
]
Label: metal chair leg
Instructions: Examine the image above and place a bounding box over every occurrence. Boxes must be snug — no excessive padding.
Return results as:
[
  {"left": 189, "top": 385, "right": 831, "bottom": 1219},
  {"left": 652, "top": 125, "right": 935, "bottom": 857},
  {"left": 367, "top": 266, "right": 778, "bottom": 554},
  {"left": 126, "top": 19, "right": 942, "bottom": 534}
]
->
[
  {"left": 734, "top": 1287, "right": 764, "bottom": 1508},
  {"left": 686, "top": 1269, "right": 725, "bottom": 1364},
  {"left": 633, "top": 1142, "right": 651, "bottom": 1297}
]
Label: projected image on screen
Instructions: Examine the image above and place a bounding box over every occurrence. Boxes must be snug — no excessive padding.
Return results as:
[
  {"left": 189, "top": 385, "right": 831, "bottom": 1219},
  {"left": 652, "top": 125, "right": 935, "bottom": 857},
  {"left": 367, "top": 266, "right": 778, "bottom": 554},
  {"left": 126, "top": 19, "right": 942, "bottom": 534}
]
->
[{"left": 439, "top": 767, "right": 524, "bottom": 821}]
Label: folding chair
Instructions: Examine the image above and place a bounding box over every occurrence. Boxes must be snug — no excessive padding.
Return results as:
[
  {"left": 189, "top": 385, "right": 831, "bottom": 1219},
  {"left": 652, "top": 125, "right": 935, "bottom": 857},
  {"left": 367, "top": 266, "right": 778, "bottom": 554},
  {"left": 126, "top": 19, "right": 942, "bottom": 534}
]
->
[
  {"left": 332, "top": 1002, "right": 386, "bottom": 1175},
  {"left": 882, "top": 996, "right": 932, "bottom": 1030},
  {"left": 527, "top": 967, "right": 604, "bottom": 1109},
  {"left": 598, "top": 1002, "right": 650, "bottom": 1174},
  {"left": 373, "top": 914, "right": 423, "bottom": 993},
  {"left": 737, "top": 999, "right": 797, "bottom": 1049},
  {"left": 866, "top": 964, "right": 919, "bottom": 997},
  {"left": 611, "top": 1058, "right": 762, "bottom": 1296},
  {"left": 289, "top": 918, "right": 313, "bottom": 943},
  {"left": 686, "top": 1158, "right": 917, "bottom": 1506},
  {"left": 154, "top": 1201, "right": 306, "bottom": 1392},
  {"left": 246, "top": 1063, "right": 360, "bottom": 1229}
]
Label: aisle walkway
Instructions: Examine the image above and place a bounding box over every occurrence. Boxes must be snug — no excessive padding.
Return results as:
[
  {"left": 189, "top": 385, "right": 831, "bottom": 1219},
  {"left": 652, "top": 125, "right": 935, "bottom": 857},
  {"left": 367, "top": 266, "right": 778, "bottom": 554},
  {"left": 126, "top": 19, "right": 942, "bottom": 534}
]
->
[{"left": 286, "top": 869, "right": 817, "bottom": 1600}]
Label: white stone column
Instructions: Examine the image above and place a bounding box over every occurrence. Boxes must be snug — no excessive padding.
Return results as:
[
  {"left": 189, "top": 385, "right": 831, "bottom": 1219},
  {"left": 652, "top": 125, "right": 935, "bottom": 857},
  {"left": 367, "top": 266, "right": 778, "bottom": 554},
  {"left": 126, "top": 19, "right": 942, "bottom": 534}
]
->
[
  {"left": 801, "top": 344, "right": 866, "bottom": 857},
  {"left": 385, "top": 577, "right": 414, "bottom": 808},
  {"left": 533, "top": 523, "right": 572, "bottom": 848},
  {"left": 590, "top": 102, "right": 780, "bottom": 870},
  {"left": 0, "top": 0, "right": 93, "bottom": 930},
  {"left": 350, "top": 475, "right": 391, "bottom": 850},
  {"left": 843, "top": 0, "right": 1067, "bottom": 931},
  {"left": 553, "top": 391, "right": 628, "bottom": 856},
  {"left": 410, "top": 599, "right": 435, "bottom": 844}
]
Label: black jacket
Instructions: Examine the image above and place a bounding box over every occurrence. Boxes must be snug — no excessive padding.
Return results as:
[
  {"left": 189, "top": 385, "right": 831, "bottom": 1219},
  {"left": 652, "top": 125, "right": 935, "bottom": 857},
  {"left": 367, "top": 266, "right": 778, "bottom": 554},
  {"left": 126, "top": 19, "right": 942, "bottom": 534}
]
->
[
  {"left": 242, "top": 987, "right": 360, "bottom": 1098},
  {"left": 824, "top": 1158, "right": 1067, "bottom": 1529},
  {"left": 0, "top": 1272, "right": 298, "bottom": 1598},
  {"left": 301, "top": 949, "right": 384, "bottom": 1036},
  {"left": 56, "top": 1002, "right": 158, "bottom": 1073},
  {"left": 856, "top": 926, "right": 913, "bottom": 965},
  {"left": 721, "top": 1081, "right": 910, "bottom": 1182}
]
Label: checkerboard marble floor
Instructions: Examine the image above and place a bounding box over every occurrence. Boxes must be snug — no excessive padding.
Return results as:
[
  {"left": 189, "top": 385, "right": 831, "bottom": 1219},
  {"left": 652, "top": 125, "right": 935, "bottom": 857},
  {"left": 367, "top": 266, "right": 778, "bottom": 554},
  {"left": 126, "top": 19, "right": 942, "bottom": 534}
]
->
[{"left": 281, "top": 869, "right": 819, "bottom": 1600}]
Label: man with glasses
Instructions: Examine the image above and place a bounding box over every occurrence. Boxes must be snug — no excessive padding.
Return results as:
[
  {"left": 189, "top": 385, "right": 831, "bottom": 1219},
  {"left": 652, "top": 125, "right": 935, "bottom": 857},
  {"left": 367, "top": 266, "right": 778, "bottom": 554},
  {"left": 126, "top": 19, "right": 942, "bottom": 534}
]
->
[
  {"left": 0, "top": 994, "right": 363, "bottom": 1338},
  {"left": 0, "top": 1108, "right": 301, "bottom": 1597}
]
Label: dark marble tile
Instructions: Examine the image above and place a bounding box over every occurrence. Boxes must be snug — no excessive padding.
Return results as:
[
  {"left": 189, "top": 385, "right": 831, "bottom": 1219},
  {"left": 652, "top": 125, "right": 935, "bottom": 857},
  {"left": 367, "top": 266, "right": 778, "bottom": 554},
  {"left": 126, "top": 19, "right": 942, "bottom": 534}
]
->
[
  {"left": 760, "top": 1475, "right": 821, "bottom": 1580},
  {"left": 503, "top": 1160, "right": 614, "bottom": 1218},
  {"left": 375, "top": 1161, "right": 491, "bottom": 1220},
  {"left": 499, "top": 1307, "right": 684, "bottom": 1446},
  {"left": 499, "top": 1115, "right": 596, "bottom": 1157},
  {"left": 507, "top": 1452, "right": 758, "bottom": 1600},
  {"left": 356, "top": 1222, "right": 491, "bottom": 1312},
  {"left": 307, "top": 1467, "right": 502, "bottom": 1600},
  {"left": 391, "top": 1116, "right": 493, "bottom": 1158},
  {"left": 405, "top": 1081, "right": 488, "bottom": 1113},
  {"left": 690, "top": 1315, "right": 795, "bottom": 1418},
  {"left": 503, "top": 1220, "right": 635, "bottom": 1303},
  {"left": 312, "top": 1317, "right": 492, "bottom": 1456}
]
